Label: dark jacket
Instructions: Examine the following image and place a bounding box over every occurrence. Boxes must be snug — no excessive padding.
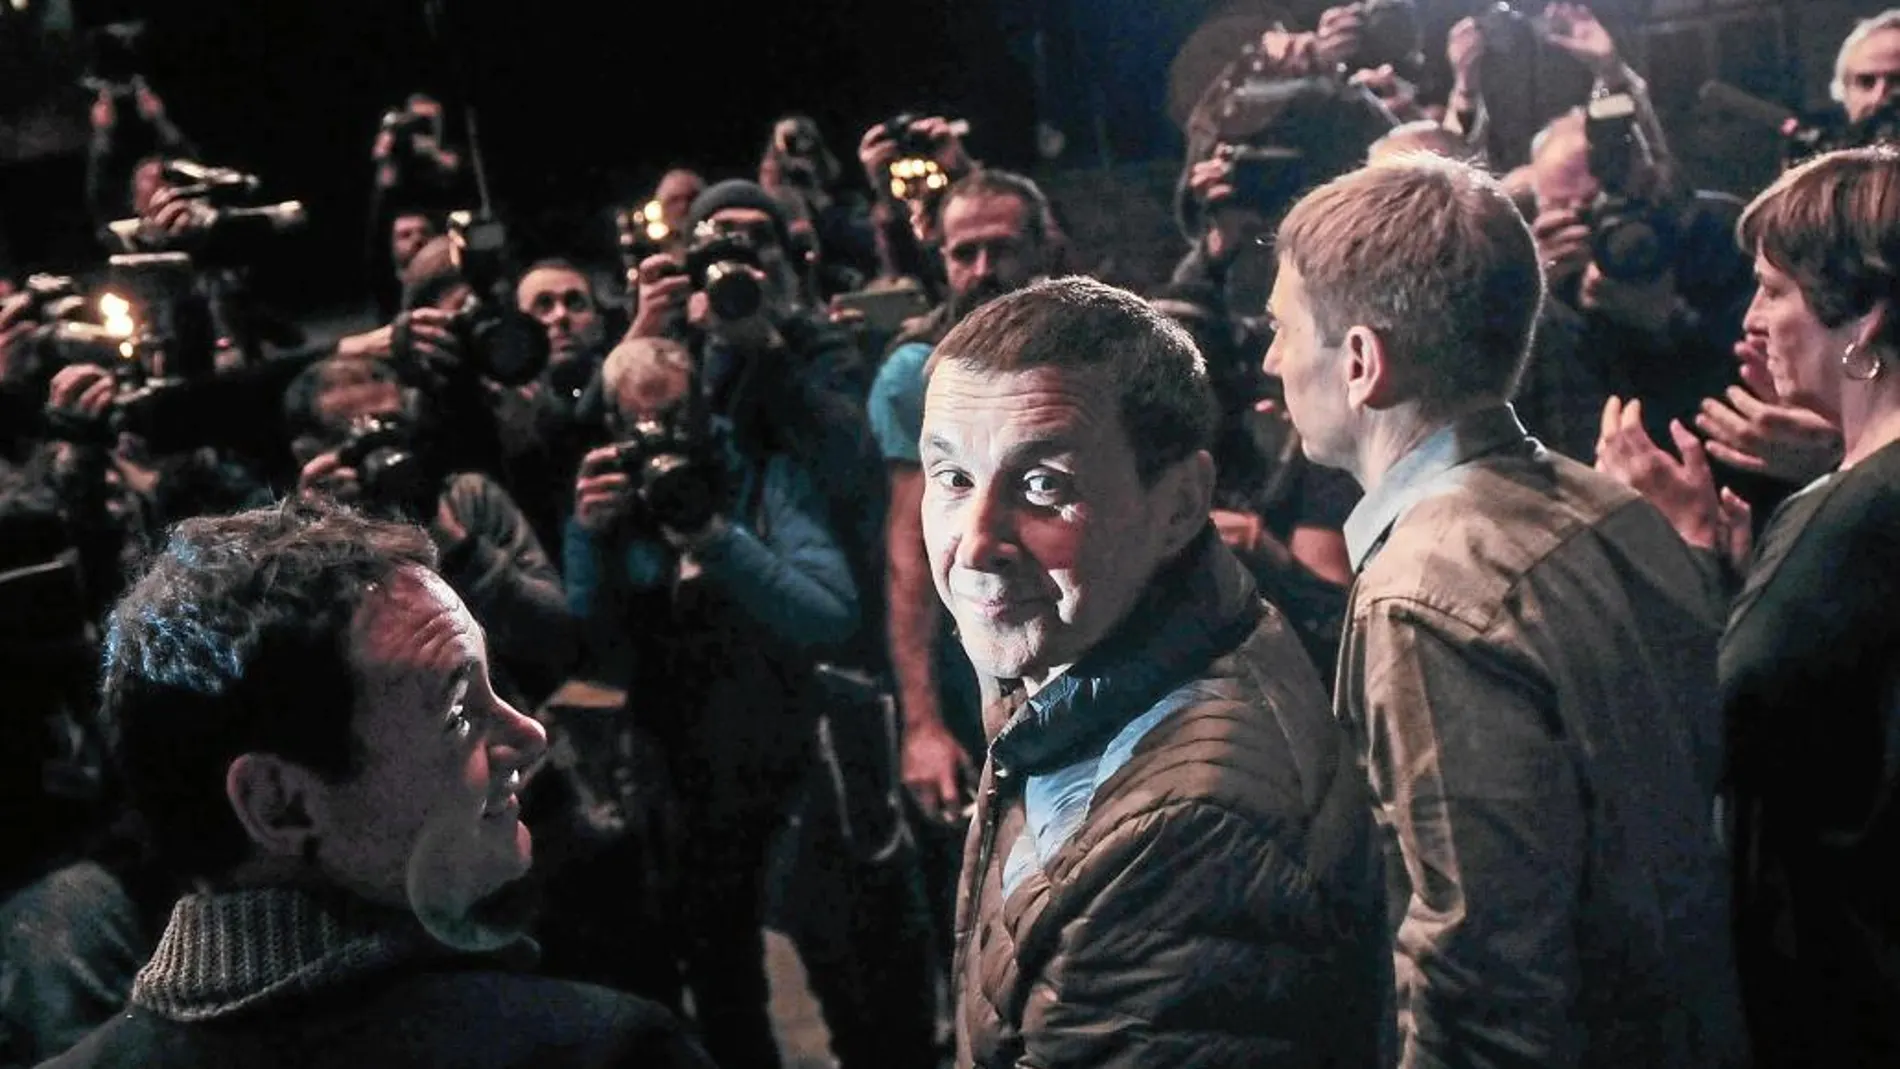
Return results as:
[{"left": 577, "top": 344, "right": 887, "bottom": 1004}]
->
[
  {"left": 954, "top": 532, "right": 1385, "bottom": 1069},
  {"left": 37, "top": 887, "right": 710, "bottom": 1069}
]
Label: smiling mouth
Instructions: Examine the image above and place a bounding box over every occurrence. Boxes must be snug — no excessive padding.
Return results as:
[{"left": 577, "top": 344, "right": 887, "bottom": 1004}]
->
[{"left": 481, "top": 769, "right": 524, "bottom": 821}]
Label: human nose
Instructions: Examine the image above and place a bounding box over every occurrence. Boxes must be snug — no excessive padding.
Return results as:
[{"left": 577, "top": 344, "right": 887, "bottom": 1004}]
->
[
  {"left": 952, "top": 483, "right": 1019, "bottom": 573},
  {"left": 1262, "top": 334, "right": 1283, "bottom": 377},
  {"left": 490, "top": 700, "right": 549, "bottom": 784}
]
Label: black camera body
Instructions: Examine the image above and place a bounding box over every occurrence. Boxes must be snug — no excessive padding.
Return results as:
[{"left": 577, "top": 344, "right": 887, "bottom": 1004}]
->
[
  {"left": 1356, "top": 0, "right": 1422, "bottom": 75},
  {"left": 336, "top": 413, "right": 433, "bottom": 513},
  {"left": 604, "top": 416, "right": 720, "bottom": 534},
  {"left": 676, "top": 221, "right": 768, "bottom": 322},
  {"left": 1582, "top": 94, "right": 1677, "bottom": 283}
]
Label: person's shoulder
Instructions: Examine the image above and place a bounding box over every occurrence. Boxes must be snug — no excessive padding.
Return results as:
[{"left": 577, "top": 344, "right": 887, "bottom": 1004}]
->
[
  {"left": 1090, "top": 607, "right": 1346, "bottom": 832},
  {"left": 373, "top": 970, "right": 712, "bottom": 1068},
  {"left": 869, "top": 340, "right": 932, "bottom": 406},
  {"left": 1359, "top": 449, "right": 1653, "bottom": 616}
]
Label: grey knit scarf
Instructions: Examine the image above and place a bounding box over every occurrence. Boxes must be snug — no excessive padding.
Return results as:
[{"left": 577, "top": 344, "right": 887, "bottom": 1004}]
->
[{"left": 130, "top": 886, "right": 447, "bottom": 1022}]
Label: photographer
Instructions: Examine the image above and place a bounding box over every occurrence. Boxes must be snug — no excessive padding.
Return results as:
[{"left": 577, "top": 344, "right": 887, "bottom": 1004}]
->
[
  {"left": 626, "top": 180, "right": 867, "bottom": 401},
  {"left": 855, "top": 115, "right": 977, "bottom": 299},
  {"left": 1171, "top": 4, "right": 1411, "bottom": 306},
  {"left": 758, "top": 114, "right": 879, "bottom": 298},
  {"left": 287, "top": 353, "right": 572, "bottom": 704},
  {"left": 1519, "top": 97, "right": 1755, "bottom": 469},
  {"left": 567, "top": 310, "right": 935, "bottom": 1065},
  {"left": 366, "top": 95, "right": 470, "bottom": 318}
]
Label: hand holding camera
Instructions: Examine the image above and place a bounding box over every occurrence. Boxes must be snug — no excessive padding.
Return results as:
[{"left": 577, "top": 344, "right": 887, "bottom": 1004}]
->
[
  {"left": 858, "top": 115, "right": 971, "bottom": 202},
  {"left": 336, "top": 307, "right": 460, "bottom": 363},
  {"left": 48, "top": 364, "right": 119, "bottom": 423},
  {"left": 574, "top": 446, "right": 635, "bottom": 534},
  {"left": 297, "top": 449, "right": 362, "bottom": 504},
  {"left": 1448, "top": 16, "right": 1485, "bottom": 94},
  {"left": 1314, "top": 5, "right": 1366, "bottom": 68},
  {"left": 630, "top": 254, "right": 693, "bottom": 339},
  {"left": 1539, "top": 3, "right": 1619, "bottom": 79},
  {"left": 1532, "top": 206, "right": 1593, "bottom": 283}
]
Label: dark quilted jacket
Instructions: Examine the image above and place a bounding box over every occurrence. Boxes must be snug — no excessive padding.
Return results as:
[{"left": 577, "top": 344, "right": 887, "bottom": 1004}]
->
[{"left": 953, "top": 532, "right": 1386, "bottom": 1068}]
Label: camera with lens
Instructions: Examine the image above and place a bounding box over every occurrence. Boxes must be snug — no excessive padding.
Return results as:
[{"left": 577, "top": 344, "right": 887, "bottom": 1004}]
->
[
  {"left": 603, "top": 413, "right": 720, "bottom": 534},
  {"left": 107, "top": 159, "right": 307, "bottom": 268},
  {"left": 669, "top": 219, "right": 768, "bottom": 322},
  {"left": 23, "top": 276, "right": 139, "bottom": 375},
  {"left": 335, "top": 412, "right": 433, "bottom": 512},
  {"left": 1579, "top": 93, "right": 1677, "bottom": 283},
  {"left": 880, "top": 113, "right": 969, "bottom": 203},
  {"left": 391, "top": 210, "right": 548, "bottom": 387},
  {"left": 1355, "top": 0, "right": 1422, "bottom": 75},
  {"left": 615, "top": 199, "right": 675, "bottom": 274}
]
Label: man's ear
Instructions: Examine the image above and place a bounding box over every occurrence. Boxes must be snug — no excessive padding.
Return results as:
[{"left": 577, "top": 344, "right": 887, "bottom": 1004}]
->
[
  {"left": 1342, "top": 324, "right": 1402, "bottom": 410},
  {"left": 1156, "top": 449, "right": 1217, "bottom": 558},
  {"left": 225, "top": 753, "right": 325, "bottom": 860}
]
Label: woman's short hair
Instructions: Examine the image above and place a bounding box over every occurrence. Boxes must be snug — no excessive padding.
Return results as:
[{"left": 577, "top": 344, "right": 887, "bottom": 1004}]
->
[{"left": 1738, "top": 145, "right": 1900, "bottom": 333}]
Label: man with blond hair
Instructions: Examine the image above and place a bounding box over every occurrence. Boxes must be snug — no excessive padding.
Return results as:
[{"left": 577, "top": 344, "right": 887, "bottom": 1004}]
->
[{"left": 1264, "top": 154, "right": 1746, "bottom": 1068}]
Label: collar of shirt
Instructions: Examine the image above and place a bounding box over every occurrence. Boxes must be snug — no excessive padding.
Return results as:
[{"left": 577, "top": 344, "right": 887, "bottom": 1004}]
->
[{"left": 1343, "top": 404, "right": 1531, "bottom": 572}]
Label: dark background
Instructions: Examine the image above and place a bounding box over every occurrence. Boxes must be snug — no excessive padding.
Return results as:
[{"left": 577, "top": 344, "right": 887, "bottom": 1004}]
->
[{"left": 0, "top": 0, "right": 1868, "bottom": 317}]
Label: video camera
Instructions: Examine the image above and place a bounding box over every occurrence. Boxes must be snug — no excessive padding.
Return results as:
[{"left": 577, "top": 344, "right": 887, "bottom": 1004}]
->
[
  {"left": 1580, "top": 92, "right": 1677, "bottom": 283},
  {"left": 107, "top": 159, "right": 307, "bottom": 269},
  {"left": 38, "top": 252, "right": 242, "bottom": 451},
  {"left": 17, "top": 274, "right": 140, "bottom": 378}
]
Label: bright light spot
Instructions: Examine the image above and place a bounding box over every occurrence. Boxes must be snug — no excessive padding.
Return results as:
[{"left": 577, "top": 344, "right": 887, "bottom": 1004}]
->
[
  {"left": 645, "top": 221, "right": 669, "bottom": 241},
  {"left": 100, "top": 293, "right": 136, "bottom": 338}
]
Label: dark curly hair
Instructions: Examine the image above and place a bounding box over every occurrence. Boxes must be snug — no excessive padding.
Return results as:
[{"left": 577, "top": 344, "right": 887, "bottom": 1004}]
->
[{"left": 100, "top": 496, "right": 436, "bottom": 881}]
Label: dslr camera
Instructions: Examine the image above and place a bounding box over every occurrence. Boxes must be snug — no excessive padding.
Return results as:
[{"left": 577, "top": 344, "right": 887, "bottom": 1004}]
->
[
  {"left": 391, "top": 210, "right": 548, "bottom": 387},
  {"left": 662, "top": 218, "right": 769, "bottom": 322},
  {"left": 1354, "top": 0, "right": 1423, "bottom": 75},
  {"left": 1579, "top": 93, "right": 1678, "bottom": 283},
  {"left": 108, "top": 159, "right": 307, "bottom": 269},
  {"left": 603, "top": 412, "right": 720, "bottom": 534},
  {"left": 880, "top": 113, "right": 969, "bottom": 203},
  {"left": 334, "top": 412, "right": 433, "bottom": 513}
]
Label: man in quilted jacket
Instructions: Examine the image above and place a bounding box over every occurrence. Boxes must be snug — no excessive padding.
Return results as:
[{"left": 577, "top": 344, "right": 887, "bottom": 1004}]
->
[{"left": 919, "top": 275, "right": 1386, "bottom": 1068}]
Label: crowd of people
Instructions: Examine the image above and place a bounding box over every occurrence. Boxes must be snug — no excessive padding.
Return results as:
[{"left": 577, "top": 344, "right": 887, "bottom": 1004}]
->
[{"left": 2, "top": 3, "right": 1898, "bottom": 1068}]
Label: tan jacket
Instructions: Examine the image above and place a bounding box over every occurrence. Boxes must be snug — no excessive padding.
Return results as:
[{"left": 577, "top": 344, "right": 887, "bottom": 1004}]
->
[{"left": 1338, "top": 405, "right": 1746, "bottom": 1069}]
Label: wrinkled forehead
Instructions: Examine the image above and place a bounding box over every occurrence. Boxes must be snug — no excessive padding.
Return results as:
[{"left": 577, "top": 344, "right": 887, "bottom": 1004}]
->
[
  {"left": 350, "top": 566, "right": 479, "bottom": 678},
  {"left": 924, "top": 361, "right": 1117, "bottom": 448},
  {"left": 1847, "top": 27, "right": 1900, "bottom": 74},
  {"left": 943, "top": 193, "right": 1031, "bottom": 244}
]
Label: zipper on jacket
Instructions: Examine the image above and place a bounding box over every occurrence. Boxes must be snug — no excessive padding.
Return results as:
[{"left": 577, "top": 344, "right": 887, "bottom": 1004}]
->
[{"left": 953, "top": 759, "right": 1011, "bottom": 993}]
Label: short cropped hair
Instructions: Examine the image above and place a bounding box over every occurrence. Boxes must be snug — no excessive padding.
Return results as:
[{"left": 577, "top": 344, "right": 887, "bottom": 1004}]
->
[
  {"left": 929, "top": 276, "right": 1219, "bottom": 484},
  {"left": 101, "top": 498, "right": 436, "bottom": 880},
  {"left": 1833, "top": 10, "right": 1900, "bottom": 105},
  {"left": 942, "top": 169, "right": 1057, "bottom": 248},
  {"left": 601, "top": 336, "right": 692, "bottom": 419},
  {"left": 1739, "top": 145, "right": 1900, "bottom": 336},
  {"left": 1370, "top": 121, "right": 1483, "bottom": 166},
  {"left": 1274, "top": 154, "right": 1545, "bottom": 410}
]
